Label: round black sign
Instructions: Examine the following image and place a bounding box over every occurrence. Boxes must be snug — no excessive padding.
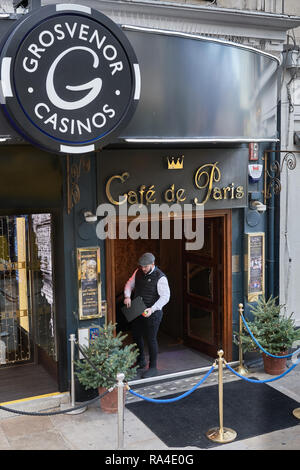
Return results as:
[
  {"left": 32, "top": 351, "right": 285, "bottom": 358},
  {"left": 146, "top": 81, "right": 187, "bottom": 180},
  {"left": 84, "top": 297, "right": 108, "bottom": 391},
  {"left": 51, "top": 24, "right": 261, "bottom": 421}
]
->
[{"left": 0, "top": 4, "right": 140, "bottom": 153}]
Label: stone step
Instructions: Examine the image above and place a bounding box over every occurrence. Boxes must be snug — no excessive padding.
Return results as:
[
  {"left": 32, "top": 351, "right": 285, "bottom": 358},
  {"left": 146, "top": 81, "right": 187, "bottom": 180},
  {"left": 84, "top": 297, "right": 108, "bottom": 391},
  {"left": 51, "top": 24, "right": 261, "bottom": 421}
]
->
[{"left": 0, "top": 392, "right": 70, "bottom": 420}]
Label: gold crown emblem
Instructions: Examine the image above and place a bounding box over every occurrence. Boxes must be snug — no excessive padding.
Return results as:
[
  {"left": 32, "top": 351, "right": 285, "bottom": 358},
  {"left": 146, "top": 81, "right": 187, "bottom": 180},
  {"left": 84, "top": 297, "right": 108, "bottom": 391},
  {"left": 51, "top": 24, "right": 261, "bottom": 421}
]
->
[{"left": 167, "top": 156, "right": 184, "bottom": 170}]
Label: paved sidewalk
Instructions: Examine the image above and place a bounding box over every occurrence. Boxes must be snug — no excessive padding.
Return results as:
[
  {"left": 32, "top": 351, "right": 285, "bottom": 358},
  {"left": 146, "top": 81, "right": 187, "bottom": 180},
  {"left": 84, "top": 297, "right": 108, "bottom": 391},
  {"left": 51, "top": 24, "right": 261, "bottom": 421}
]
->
[{"left": 0, "top": 365, "right": 299, "bottom": 451}]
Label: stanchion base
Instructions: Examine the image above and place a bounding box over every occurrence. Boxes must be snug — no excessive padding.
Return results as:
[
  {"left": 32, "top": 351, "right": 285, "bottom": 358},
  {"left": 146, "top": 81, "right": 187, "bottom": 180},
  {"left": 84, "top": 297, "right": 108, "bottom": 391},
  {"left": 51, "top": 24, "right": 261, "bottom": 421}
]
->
[
  {"left": 292, "top": 408, "right": 300, "bottom": 419},
  {"left": 235, "top": 365, "right": 249, "bottom": 376},
  {"left": 66, "top": 407, "right": 87, "bottom": 415},
  {"left": 60, "top": 403, "right": 87, "bottom": 415},
  {"left": 206, "top": 427, "right": 237, "bottom": 444}
]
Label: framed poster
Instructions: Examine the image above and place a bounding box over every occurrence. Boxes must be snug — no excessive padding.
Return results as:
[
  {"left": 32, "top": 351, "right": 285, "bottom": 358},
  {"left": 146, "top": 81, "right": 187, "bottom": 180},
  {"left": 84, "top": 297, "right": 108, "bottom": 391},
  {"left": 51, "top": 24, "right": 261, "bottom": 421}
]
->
[
  {"left": 245, "top": 233, "right": 265, "bottom": 302},
  {"left": 77, "top": 247, "right": 102, "bottom": 319}
]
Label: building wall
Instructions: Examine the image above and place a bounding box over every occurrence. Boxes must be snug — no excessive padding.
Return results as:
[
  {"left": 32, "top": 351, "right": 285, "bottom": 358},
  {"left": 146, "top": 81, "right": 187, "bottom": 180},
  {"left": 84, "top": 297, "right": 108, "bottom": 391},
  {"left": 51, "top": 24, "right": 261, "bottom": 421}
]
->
[
  {"left": 280, "top": 64, "right": 300, "bottom": 326},
  {"left": 215, "top": 0, "right": 300, "bottom": 326},
  {"left": 1, "top": 0, "right": 300, "bottom": 369},
  {"left": 34, "top": 0, "right": 300, "bottom": 325},
  {"left": 160, "top": 0, "right": 299, "bottom": 15}
]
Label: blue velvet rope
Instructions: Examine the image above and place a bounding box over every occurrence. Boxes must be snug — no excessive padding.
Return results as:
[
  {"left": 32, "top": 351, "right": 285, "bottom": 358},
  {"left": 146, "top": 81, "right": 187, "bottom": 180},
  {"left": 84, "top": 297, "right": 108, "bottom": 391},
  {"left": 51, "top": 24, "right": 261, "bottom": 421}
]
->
[
  {"left": 128, "top": 365, "right": 215, "bottom": 403},
  {"left": 226, "top": 361, "right": 299, "bottom": 383},
  {"left": 241, "top": 313, "right": 300, "bottom": 359}
]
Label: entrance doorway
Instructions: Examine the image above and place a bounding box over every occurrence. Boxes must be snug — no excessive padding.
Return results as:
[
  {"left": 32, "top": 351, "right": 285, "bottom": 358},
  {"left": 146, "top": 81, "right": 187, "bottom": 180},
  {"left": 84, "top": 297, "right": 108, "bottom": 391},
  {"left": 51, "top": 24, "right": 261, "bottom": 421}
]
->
[
  {"left": 106, "top": 210, "right": 232, "bottom": 375},
  {"left": 0, "top": 214, "right": 58, "bottom": 401}
]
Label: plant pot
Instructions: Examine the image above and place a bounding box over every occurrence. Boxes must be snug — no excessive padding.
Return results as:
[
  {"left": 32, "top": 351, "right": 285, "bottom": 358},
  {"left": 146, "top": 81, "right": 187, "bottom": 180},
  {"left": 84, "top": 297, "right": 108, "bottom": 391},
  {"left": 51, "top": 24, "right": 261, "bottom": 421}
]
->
[
  {"left": 98, "top": 386, "right": 126, "bottom": 413},
  {"left": 262, "top": 351, "right": 287, "bottom": 375}
]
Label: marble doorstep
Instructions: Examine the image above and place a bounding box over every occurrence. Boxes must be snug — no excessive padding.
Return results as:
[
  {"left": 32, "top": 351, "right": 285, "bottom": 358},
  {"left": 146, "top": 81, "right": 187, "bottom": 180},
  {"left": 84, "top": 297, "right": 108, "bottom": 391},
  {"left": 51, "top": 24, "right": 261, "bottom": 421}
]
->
[{"left": 126, "top": 368, "right": 239, "bottom": 403}]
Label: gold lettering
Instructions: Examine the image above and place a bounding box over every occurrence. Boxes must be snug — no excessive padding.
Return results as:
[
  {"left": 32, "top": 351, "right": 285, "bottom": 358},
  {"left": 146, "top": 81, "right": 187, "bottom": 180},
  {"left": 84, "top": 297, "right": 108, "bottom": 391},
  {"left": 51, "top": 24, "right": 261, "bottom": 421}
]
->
[
  {"left": 176, "top": 188, "right": 186, "bottom": 202},
  {"left": 127, "top": 190, "right": 138, "bottom": 205},
  {"left": 106, "top": 167, "right": 243, "bottom": 207},
  {"left": 212, "top": 187, "right": 223, "bottom": 200},
  {"left": 223, "top": 186, "right": 231, "bottom": 199},
  {"left": 145, "top": 185, "right": 156, "bottom": 204},
  {"left": 164, "top": 184, "right": 186, "bottom": 203},
  {"left": 139, "top": 185, "right": 146, "bottom": 206},
  {"left": 235, "top": 186, "right": 244, "bottom": 199},
  {"left": 230, "top": 182, "right": 235, "bottom": 199},
  {"left": 164, "top": 184, "right": 175, "bottom": 203},
  {"left": 194, "top": 162, "right": 221, "bottom": 205},
  {"left": 105, "top": 173, "right": 129, "bottom": 205}
]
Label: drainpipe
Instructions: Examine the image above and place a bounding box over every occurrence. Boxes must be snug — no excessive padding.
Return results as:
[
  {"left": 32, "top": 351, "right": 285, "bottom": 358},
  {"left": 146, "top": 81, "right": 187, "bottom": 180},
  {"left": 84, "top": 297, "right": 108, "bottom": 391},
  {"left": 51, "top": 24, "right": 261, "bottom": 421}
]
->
[
  {"left": 266, "top": 102, "right": 281, "bottom": 298},
  {"left": 267, "top": 146, "right": 276, "bottom": 298}
]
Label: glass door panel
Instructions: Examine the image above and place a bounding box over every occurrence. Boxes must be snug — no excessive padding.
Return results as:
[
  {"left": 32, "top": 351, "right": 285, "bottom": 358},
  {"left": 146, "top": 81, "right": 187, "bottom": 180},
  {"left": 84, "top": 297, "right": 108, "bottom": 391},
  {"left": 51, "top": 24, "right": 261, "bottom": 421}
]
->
[
  {"left": 0, "top": 216, "right": 32, "bottom": 365},
  {"left": 185, "top": 221, "right": 213, "bottom": 257},
  {"left": 30, "top": 214, "right": 57, "bottom": 361},
  {"left": 0, "top": 214, "right": 57, "bottom": 367},
  {"left": 187, "top": 262, "right": 213, "bottom": 300}
]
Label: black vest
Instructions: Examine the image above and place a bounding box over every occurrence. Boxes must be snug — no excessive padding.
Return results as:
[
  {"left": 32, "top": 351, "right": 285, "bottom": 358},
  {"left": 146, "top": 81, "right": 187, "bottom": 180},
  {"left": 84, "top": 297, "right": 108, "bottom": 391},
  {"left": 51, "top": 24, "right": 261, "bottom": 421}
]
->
[{"left": 133, "top": 267, "right": 165, "bottom": 308}]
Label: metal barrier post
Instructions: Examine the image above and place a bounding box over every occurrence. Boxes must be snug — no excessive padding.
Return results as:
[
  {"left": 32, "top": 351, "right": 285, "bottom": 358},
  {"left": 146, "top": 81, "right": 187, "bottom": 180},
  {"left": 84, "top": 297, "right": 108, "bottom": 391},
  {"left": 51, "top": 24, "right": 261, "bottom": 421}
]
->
[
  {"left": 117, "top": 372, "right": 125, "bottom": 449},
  {"left": 206, "top": 350, "right": 237, "bottom": 444},
  {"left": 64, "top": 334, "right": 87, "bottom": 415},
  {"left": 70, "top": 334, "right": 76, "bottom": 407},
  {"left": 235, "top": 303, "right": 248, "bottom": 376}
]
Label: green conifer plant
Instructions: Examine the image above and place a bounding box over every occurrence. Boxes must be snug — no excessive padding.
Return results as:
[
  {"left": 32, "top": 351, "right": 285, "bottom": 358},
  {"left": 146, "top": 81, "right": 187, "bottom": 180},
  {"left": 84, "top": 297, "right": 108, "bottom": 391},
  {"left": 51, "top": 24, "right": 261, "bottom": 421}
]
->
[
  {"left": 75, "top": 322, "right": 139, "bottom": 390},
  {"left": 237, "top": 295, "right": 300, "bottom": 355}
]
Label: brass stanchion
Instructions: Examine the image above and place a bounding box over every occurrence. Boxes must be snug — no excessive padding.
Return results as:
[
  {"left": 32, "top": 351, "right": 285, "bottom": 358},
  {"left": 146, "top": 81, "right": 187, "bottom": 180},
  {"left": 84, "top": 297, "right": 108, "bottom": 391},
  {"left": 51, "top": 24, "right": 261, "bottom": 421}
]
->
[
  {"left": 235, "top": 303, "right": 248, "bottom": 376},
  {"left": 62, "top": 334, "right": 87, "bottom": 414},
  {"left": 292, "top": 408, "right": 300, "bottom": 419},
  {"left": 206, "top": 350, "right": 237, "bottom": 444},
  {"left": 117, "top": 373, "right": 125, "bottom": 449}
]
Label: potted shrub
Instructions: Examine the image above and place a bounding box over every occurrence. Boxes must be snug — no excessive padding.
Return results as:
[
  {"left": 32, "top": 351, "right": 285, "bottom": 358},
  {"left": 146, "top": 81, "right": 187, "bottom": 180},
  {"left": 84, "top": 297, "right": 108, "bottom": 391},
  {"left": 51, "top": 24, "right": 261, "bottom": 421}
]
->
[
  {"left": 75, "top": 322, "right": 138, "bottom": 412},
  {"left": 237, "top": 295, "right": 300, "bottom": 375}
]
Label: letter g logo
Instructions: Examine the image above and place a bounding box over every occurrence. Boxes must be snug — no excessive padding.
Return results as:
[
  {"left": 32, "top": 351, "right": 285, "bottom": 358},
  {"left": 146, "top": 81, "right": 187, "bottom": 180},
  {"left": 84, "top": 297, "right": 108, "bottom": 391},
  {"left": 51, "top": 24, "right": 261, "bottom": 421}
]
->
[{"left": 46, "top": 46, "right": 102, "bottom": 110}]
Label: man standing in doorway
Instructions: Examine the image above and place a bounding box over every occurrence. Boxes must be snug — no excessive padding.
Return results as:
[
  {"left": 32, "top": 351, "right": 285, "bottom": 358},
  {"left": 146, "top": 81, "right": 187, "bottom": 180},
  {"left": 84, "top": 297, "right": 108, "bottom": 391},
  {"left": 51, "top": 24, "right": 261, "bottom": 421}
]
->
[{"left": 124, "top": 252, "right": 170, "bottom": 378}]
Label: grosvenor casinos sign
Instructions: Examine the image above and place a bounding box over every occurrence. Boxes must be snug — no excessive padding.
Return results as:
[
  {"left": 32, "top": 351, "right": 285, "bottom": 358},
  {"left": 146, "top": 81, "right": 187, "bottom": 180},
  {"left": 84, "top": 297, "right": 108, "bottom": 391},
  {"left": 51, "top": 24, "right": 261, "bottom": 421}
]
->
[{"left": 0, "top": 4, "right": 140, "bottom": 154}]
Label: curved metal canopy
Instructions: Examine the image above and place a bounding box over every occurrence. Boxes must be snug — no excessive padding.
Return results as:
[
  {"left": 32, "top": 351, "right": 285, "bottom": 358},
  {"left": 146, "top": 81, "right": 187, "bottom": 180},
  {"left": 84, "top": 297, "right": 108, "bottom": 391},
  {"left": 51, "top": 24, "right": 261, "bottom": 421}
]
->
[{"left": 120, "top": 26, "right": 280, "bottom": 143}]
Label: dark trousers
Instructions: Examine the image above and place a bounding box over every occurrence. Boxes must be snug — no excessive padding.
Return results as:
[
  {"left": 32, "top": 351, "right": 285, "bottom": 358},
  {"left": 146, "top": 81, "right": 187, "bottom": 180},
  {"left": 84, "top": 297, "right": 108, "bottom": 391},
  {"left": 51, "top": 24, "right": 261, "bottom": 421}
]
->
[{"left": 131, "top": 310, "right": 163, "bottom": 368}]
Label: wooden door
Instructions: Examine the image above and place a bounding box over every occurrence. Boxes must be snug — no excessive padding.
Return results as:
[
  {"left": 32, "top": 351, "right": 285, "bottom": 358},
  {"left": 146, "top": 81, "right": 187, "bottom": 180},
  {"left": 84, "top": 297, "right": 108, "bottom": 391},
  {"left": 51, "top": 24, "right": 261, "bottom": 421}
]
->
[{"left": 183, "top": 215, "right": 225, "bottom": 357}]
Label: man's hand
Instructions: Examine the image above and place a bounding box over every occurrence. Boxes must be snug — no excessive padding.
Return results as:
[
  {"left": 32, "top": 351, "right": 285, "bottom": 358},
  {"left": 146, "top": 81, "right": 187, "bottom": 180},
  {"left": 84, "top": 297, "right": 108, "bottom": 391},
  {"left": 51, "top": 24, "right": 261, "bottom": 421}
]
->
[
  {"left": 124, "top": 297, "right": 131, "bottom": 308},
  {"left": 143, "top": 308, "right": 152, "bottom": 317}
]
